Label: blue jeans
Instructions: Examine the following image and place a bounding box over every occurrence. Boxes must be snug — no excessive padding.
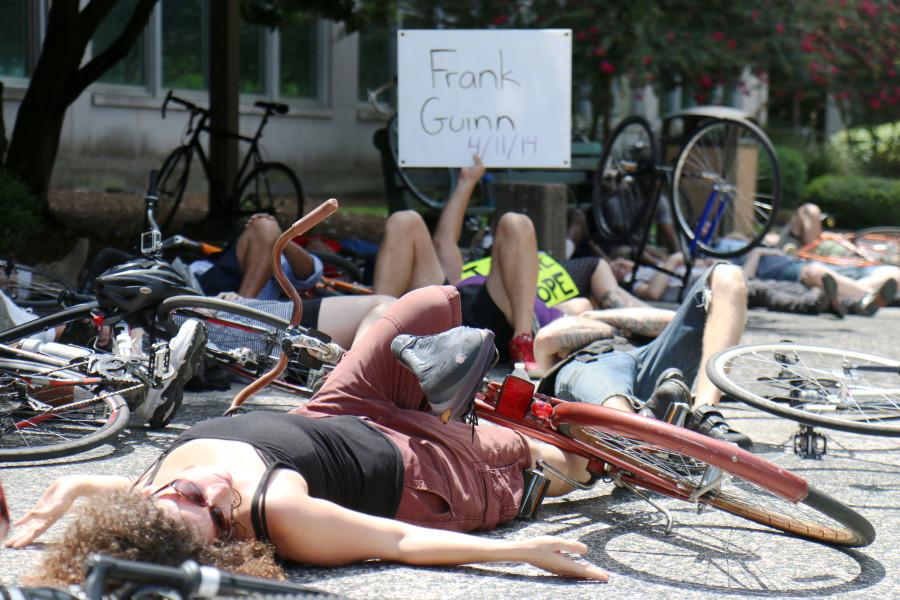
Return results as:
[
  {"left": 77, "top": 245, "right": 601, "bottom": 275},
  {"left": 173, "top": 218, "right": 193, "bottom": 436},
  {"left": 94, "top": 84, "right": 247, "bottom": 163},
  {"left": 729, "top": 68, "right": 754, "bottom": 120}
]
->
[{"left": 554, "top": 265, "right": 718, "bottom": 405}]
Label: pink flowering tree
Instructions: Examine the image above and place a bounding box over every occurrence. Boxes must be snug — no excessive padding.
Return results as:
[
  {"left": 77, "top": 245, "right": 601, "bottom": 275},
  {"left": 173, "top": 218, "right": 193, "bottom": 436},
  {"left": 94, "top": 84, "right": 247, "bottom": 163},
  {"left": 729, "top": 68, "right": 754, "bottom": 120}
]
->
[{"left": 401, "top": 0, "right": 898, "bottom": 147}]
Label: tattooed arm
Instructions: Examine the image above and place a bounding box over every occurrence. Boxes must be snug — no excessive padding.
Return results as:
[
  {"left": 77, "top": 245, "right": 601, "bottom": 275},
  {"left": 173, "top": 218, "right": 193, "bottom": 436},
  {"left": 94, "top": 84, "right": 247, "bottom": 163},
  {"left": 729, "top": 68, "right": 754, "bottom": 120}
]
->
[
  {"left": 577, "top": 307, "right": 675, "bottom": 339},
  {"left": 534, "top": 316, "right": 617, "bottom": 371}
]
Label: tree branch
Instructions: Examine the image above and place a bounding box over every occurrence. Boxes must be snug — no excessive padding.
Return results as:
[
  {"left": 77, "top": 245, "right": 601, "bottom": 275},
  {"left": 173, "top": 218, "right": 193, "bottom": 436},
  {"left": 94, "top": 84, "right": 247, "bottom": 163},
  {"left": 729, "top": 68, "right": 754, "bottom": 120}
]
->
[{"left": 64, "top": 0, "right": 158, "bottom": 107}]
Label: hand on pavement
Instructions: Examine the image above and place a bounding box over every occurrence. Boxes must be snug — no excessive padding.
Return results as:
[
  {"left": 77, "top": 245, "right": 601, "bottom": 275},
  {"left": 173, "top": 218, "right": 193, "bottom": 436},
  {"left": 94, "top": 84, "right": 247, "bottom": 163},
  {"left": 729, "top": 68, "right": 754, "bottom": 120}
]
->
[
  {"left": 522, "top": 536, "right": 609, "bottom": 581},
  {"left": 5, "top": 475, "right": 94, "bottom": 549}
]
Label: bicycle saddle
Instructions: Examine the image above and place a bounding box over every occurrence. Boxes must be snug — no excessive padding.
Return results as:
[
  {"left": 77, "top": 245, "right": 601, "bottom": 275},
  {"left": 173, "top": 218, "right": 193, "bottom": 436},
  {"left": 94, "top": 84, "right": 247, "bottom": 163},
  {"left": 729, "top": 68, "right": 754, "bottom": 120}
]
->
[{"left": 255, "top": 100, "right": 288, "bottom": 115}]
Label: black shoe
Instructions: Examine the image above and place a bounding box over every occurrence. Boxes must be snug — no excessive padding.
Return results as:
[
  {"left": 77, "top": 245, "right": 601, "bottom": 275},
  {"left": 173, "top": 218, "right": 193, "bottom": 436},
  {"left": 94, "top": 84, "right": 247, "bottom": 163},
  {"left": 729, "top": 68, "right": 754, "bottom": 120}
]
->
[
  {"left": 847, "top": 278, "right": 898, "bottom": 317},
  {"left": 640, "top": 368, "right": 692, "bottom": 420},
  {"left": 392, "top": 327, "right": 498, "bottom": 423},
  {"left": 818, "top": 273, "right": 846, "bottom": 319},
  {"left": 689, "top": 404, "right": 753, "bottom": 451}
]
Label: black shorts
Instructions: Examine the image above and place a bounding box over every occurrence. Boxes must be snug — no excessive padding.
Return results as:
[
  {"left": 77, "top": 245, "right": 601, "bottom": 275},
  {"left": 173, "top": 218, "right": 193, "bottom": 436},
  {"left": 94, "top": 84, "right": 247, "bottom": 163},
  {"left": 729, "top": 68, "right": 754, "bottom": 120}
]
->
[
  {"left": 196, "top": 242, "right": 242, "bottom": 296},
  {"left": 457, "top": 282, "right": 513, "bottom": 362}
]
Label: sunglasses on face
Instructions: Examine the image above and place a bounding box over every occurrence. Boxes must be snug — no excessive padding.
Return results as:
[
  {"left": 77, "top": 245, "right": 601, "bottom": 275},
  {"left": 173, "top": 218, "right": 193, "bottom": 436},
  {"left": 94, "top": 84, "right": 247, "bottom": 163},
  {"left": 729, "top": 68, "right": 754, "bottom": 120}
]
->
[{"left": 153, "top": 479, "right": 233, "bottom": 540}]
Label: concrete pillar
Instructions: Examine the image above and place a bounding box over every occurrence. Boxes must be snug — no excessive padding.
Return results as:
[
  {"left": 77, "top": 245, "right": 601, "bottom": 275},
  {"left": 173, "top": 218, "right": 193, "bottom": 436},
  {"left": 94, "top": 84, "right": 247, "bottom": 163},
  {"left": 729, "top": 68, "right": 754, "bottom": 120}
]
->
[
  {"left": 208, "top": 0, "right": 240, "bottom": 215},
  {"left": 492, "top": 182, "right": 567, "bottom": 259}
]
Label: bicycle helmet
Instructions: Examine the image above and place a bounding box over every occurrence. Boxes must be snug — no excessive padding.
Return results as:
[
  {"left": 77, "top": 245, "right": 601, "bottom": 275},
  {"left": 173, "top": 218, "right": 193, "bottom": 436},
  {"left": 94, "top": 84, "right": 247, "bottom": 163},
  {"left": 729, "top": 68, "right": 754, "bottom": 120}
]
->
[{"left": 93, "top": 258, "right": 198, "bottom": 313}]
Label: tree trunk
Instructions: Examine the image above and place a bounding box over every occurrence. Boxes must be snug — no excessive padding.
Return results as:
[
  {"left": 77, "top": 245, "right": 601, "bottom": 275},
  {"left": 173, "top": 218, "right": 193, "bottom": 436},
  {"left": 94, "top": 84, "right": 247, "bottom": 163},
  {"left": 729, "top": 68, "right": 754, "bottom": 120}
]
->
[{"left": 3, "top": 0, "right": 157, "bottom": 215}]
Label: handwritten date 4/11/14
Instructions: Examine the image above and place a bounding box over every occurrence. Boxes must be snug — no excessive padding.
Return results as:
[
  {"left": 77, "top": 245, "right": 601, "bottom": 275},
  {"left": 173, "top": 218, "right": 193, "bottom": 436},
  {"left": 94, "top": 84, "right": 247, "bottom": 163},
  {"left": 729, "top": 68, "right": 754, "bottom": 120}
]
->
[{"left": 468, "top": 134, "right": 538, "bottom": 161}]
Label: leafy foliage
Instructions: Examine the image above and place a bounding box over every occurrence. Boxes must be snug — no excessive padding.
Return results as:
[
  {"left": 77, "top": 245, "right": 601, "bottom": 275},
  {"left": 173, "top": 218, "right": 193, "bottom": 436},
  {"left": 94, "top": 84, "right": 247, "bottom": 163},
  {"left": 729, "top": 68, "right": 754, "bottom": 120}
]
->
[
  {"left": 805, "top": 174, "right": 900, "bottom": 228},
  {"left": 774, "top": 146, "right": 809, "bottom": 209},
  {"left": 0, "top": 170, "right": 40, "bottom": 255}
]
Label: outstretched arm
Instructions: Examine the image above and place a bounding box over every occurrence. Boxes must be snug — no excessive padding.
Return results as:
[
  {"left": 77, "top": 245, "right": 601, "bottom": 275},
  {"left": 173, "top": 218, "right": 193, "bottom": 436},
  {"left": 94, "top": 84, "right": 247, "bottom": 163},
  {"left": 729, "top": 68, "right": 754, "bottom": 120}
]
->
[
  {"left": 5, "top": 475, "right": 132, "bottom": 548},
  {"left": 266, "top": 489, "right": 607, "bottom": 581}
]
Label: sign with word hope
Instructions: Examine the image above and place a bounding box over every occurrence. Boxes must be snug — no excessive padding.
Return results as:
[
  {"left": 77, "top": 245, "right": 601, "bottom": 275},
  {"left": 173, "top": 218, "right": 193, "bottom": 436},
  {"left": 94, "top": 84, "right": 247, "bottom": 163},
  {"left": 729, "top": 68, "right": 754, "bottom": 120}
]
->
[
  {"left": 461, "top": 252, "right": 579, "bottom": 307},
  {"left": 397, "top": 29, "right": 572, "bottom": 168}
]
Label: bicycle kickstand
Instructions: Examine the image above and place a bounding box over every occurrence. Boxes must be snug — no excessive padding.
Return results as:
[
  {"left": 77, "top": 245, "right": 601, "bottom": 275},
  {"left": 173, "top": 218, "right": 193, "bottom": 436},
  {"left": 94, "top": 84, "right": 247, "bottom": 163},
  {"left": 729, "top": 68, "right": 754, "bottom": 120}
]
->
[{"left": 612, "top": 474, "right": 675, "bottom": 535}]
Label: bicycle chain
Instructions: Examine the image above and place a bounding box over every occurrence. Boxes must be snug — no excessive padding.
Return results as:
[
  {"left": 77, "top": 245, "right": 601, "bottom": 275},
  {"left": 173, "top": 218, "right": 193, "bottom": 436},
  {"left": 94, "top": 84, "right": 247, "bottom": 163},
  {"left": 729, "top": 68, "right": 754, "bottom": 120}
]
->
[{"left": 29, "top": 382, "right": 146, "bottom": 415}]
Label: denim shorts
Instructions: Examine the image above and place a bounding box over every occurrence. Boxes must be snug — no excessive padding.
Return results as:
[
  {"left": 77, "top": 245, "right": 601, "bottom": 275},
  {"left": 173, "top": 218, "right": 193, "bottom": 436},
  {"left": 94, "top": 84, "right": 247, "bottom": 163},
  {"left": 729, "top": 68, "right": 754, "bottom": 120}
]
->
[{"left": 554, "top": 264, "right": 718, "bottom": 404}]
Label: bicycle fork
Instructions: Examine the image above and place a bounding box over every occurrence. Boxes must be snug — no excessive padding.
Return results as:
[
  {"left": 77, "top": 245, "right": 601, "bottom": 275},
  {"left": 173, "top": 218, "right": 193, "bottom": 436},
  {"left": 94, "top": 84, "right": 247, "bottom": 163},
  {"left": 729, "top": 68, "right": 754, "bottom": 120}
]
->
[{"left": 689, "top": 183, "right": 734, "bottom": 253}]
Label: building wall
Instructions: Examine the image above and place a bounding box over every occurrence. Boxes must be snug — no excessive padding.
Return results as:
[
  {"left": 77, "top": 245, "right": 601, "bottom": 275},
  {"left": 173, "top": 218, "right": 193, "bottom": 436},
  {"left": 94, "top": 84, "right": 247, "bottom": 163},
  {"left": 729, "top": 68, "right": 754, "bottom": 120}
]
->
[{"left": 0, "top": 7, "right": 390, "bottom": 199}]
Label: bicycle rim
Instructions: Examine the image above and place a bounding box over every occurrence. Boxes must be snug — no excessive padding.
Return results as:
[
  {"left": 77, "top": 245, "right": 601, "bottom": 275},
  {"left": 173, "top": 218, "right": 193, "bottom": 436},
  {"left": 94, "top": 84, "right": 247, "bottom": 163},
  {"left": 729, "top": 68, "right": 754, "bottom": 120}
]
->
[
  {"left": 159, "top": 296, "right": 316, "bottom": 395},
  {"left": 708, "top": 343, "right": 900, "bottom": 435},
  {"left": 0, "top": 261, "right": 75, "bottom": 315},
  {"left": 672, "top": 119, "right": 780, "bottom": 257},
  {"left": 0, "top": 358, "right": 130, "bottom": 461},
  {"left": 556, "top": 411, "right": 872, "bottom": 546},
  {"left": 236, "top": 162, "right": 304, "bottom": 230},
  {"left": 157, "top": 147, "right": 192, "bottom": 233},
  {"left": 853, "top": 227, "right": 900, "bottom": 266},
  {"left": 593, "top": 116, "right": 660, "bottom": 243}
]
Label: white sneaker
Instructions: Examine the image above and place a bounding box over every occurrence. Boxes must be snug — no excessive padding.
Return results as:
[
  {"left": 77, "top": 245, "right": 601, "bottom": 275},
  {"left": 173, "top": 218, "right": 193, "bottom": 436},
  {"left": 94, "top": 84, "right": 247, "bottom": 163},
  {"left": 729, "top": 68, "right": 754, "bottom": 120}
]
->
[{"left": 133, "top": 319, "right": 207, "bottom": 428}]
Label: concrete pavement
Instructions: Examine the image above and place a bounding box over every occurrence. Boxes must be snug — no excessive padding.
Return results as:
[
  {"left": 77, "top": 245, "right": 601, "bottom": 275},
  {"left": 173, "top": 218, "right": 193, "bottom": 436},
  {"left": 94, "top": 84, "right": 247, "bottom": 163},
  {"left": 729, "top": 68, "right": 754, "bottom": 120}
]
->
[{"left": 1, "top": 307, "right": 899, "bottom": 598}]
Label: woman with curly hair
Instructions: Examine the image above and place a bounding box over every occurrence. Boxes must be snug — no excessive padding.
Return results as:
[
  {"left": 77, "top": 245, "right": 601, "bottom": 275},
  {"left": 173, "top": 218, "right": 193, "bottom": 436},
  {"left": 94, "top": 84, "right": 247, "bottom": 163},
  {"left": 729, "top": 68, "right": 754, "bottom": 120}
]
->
[{"left": 6, "top": 286, "right": 608, "bottom": 585}]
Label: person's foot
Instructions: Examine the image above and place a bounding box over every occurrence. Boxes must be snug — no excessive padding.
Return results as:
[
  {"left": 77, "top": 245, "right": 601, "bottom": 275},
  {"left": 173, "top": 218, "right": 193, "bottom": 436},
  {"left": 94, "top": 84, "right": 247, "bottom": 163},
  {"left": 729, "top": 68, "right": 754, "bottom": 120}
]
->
[
  {"left": 846, "top": 278, "right": 898, "bottom": 317},
  {"left": 639, "top": 368, "right": 692, "bottom": 421},
  {"left": 508, "top": 332, "right": 540, "bottom": 375},
  {"left": 136, "top": 319, "right": 207, "bottom": 429},
  {"left": 392, "top": 327, "right": 498, "bottom": 423},
  {"left": 689, "top": 404, "right": 753, "bottom": 451},
  {"left": 817, "top": 273, "right": 846, "bottom": 319}
]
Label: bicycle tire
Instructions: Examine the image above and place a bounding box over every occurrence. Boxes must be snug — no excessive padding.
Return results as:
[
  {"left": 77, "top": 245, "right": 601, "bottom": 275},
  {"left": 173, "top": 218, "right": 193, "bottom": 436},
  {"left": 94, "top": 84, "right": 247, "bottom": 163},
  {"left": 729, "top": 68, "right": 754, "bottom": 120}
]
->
[
  {"left": 553, "top": 402, "right": 873, "bottom": 546},
  {"left": 0, "top": 302, "right": 98, "bottom": 345},
  {"left": 592, "top": 116, "right": 661, "bottom": 243},
  {"left": 672, "top": 118, "right": 780, "bottom": 257},
  {"left": 157, "top": 147, "right": 193, "bottom": 233},
  {"left": 235, "top": 162, "right": 304, "bottom": 231},
  {"left": 158, "top": 296, "right": 316, "bottom": 396},
  {"left": 311, "top": 251, "right": 364, "bottom": 283},
  {"left": 0, "top": 260, "right": 76, "bottom": 315},
  {"left": 708, "top": 343, "right": 900, "bottom": 436},
  {"left": 853, "top": 226, "right": 900, "bottom": 266},
  {"left": 0, "top": 357, "right": 130, "bottom": 461}
]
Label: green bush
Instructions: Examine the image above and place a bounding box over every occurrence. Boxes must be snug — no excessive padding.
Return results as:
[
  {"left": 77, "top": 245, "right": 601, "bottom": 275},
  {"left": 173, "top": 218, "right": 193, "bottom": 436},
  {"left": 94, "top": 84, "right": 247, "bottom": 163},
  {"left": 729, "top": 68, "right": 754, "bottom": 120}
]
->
[
  {"left": 804, "top": 175, "right": 900, "bottom": 229},
  {"left": 0, "top": 170, "right": 40, "bottom": 255},
  {"left": 805, "top": 143, "right": 857, "bottom": 180},
  {"left": 773, "top": 146, "right": 807, "bottom": 210}
]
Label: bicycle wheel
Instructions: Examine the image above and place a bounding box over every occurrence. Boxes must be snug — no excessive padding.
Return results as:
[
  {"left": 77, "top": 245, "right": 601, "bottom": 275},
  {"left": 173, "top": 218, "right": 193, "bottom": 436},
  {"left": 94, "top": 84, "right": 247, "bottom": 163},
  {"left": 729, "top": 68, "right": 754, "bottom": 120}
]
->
[
  {"left": 159, "top": 296, "right": 315, "bottom": 396},
  {"left": 0, "top": 303, "right": 99, "bottom": 345},
  {"left": 672, "top": 118, "right": 780, "bottom": 257},
  {"left": 0, "top": 358, "right": 131, "bottom": 461},
  {"left": 157, "top": 147, "right": 193, "bottom": 233},
  {"left": 311, "top": 250, "right": 364, "bottom": 283},
  {"left": 708, "top": 343, "right": 900, "bottom": 436},
  {"left": 853, "top": 226, "right": 900, "bottom": 266},
  {"left": 386, "top": 115, "right": 493, "bottom": 213},
  {"left": 235, "top": 162, "right": 304, "bottom": 231},
  {"left": 553, "top": 403, "right": 873, "bottom": 546},
  {"left": 592, "top": 116, "right": 660, "bottom": 243},
  {"left": 0, "top": 260, "right": 75, "bottom": 315}
]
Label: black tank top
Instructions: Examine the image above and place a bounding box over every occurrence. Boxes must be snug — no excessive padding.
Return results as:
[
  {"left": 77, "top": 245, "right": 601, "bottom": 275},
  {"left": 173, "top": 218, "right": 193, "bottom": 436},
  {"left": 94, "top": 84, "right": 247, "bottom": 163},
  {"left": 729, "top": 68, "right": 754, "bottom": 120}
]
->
[{"left": 143, "top": 412, "right": 403, "bottom": 541}]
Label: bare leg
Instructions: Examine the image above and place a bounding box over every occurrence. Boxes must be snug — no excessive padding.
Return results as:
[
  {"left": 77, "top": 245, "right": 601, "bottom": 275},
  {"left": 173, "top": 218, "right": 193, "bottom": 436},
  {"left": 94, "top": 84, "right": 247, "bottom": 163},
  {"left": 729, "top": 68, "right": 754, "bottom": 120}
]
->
[
  {"left": 694, "top": 264, "right": 747, "bottom": 408},
  {"left": 801, "top": 263, "right": 868, "bottom": 302},
  {"left": 484, "top": 213, "right": 538, "bottom": 335},
  {"left": 526, "top": 438, "right": 591, "bottom": 496},
  {"left": 372, "top": 211, "right": 446, "bottom": 296},
  {"left": 316, "top": 294, "right": 396, "bottom": 349},
  {"left": 235, "top": 216, "right": 281, "bottom": 298}
]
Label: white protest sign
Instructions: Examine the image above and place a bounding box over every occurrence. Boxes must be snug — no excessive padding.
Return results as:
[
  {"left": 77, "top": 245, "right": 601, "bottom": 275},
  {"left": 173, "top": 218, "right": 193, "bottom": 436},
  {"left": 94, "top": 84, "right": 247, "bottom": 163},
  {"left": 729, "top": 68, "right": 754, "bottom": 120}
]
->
[{"left": 397, "top": 29, "right": 571, "bottom": 168}]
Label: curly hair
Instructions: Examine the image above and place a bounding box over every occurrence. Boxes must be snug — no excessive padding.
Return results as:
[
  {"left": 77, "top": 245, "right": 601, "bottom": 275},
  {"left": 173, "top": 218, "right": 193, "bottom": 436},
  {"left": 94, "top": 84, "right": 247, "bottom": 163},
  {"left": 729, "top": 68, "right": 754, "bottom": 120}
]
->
[{"left": 25, "top": 490, "right": 285, "bottom": 587}]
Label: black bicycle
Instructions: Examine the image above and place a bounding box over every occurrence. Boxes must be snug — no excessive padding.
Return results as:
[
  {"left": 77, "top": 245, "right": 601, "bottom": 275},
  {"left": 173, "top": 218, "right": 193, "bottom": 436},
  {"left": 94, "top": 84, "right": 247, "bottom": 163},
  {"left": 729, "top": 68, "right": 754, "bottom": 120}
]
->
[{"left": 157, "top": 90, "right": 304, "bottom": 233}]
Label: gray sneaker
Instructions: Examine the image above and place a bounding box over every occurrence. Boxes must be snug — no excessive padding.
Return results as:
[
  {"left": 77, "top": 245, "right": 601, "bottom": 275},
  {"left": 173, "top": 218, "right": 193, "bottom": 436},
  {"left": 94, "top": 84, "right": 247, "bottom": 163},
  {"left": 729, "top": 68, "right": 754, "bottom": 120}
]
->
[
  {"left": 392, "top": 327, "right": 497, "bottom": 423},
  {"left": 136, "top": 319, "right": 207, "bottom": 428}
]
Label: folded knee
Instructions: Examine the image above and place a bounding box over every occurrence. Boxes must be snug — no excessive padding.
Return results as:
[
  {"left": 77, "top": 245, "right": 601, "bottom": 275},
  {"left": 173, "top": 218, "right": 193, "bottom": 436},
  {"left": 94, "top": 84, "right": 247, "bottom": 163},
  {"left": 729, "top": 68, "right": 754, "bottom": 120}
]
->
[
  {"left": 709, "top": 263, "right": 747, "bottom": 301},
  {"left": 385, "top": 210, "right": 427, "bottom": 236},
  {"left": 496, "top": 212, "right": 535, "bottom": 238}
]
